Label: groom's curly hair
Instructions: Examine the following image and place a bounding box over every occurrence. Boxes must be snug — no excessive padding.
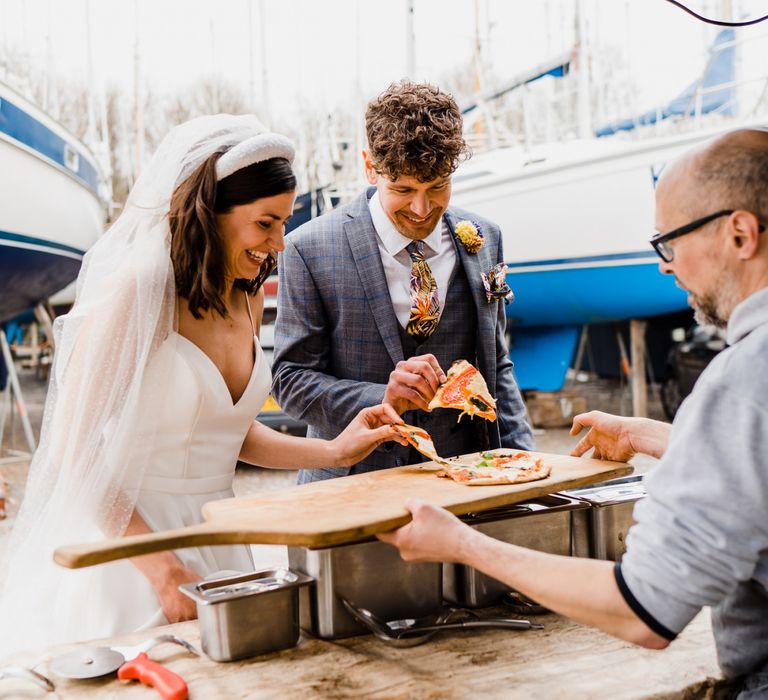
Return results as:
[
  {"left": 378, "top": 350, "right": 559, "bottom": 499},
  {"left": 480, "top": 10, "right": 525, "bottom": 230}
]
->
[{"left": 365, "top": 81, "right": 470, "bottom": 182}]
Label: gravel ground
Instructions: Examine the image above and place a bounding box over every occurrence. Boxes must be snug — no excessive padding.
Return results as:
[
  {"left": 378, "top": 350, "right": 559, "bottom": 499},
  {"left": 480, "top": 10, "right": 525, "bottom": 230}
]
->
[{"left": 0, "top": 365, "right": 663, "bottom": 564}]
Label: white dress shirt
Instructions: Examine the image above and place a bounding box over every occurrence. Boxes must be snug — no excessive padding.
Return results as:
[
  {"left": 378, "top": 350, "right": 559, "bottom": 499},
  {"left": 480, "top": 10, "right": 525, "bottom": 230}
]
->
[{"left": 369, "top": 190, "right": 457, "bottom": 329}]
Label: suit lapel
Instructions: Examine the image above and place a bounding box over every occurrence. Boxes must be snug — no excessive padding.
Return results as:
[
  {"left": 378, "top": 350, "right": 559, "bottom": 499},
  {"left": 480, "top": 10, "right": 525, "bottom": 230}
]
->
[
  {"left": 344, "top": 192, "right": 405, "bottom": 367},
  {"left": 444, "top": 210, "right": 489, "bottom": 331}
]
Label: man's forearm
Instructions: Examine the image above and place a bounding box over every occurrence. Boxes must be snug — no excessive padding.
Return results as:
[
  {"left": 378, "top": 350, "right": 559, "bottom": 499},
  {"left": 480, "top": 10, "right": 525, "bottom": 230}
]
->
[
  {"left": 628, "top": 418, "right": 671, "bottom": 459},
  {"left": 457, "top": 528, "right": 668, "bottom": 648}
]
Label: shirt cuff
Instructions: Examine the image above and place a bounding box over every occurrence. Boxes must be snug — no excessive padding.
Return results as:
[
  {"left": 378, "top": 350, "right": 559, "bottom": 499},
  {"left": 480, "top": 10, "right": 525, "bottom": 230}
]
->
[{"left": 614, "top": 563, "right": 678, "bottom": 641}]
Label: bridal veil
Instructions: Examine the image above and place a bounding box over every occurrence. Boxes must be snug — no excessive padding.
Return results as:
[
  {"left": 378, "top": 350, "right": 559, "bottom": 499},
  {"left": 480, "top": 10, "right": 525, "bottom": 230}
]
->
[{"left": 0, "top": 114, "right": 288, "bottom": 655}]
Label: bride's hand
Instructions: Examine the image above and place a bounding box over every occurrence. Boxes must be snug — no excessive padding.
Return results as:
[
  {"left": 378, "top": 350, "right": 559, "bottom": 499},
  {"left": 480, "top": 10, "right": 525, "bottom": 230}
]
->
[
  {"left": 331, "top": 404, "right": 407, "bottom": 467},
  {"left": 155, "top": 562, "right": 202, "bottom": 623}
]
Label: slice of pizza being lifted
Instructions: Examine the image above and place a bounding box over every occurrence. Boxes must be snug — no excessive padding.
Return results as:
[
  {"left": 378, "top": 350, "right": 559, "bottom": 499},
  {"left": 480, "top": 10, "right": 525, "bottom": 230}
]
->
[
  {"left": 391, "top": 423, "right": 450, "bottom": 467},
  {"left": 428, "top": 359, "right": 497, "bottom": 422},
  {"left": 437, "top": 451, "right": 551, "bottom": 486}
]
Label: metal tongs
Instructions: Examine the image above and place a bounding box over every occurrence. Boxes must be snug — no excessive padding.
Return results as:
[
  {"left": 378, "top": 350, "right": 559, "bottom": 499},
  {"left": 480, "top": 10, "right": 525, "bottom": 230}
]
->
[{"left": 341, "top": 598, "right": 543, "bottom": 647}]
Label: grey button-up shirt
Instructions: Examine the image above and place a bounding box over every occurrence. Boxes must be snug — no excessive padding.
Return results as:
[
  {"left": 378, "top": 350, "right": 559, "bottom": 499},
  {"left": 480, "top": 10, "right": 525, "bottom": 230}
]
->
[{"left": 618, "top": 286, "right": 768, "bottom": 680}]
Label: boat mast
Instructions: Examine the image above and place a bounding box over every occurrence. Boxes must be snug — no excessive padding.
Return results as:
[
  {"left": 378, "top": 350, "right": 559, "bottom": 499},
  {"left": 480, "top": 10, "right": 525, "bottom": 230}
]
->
[
  {"left": 575, "top": 0, "right": 592, "bottom": 139},
  {"left": 44, "top": 0, "right": 54, "bottom": 113},
  {"left": 405, "top": 0, "right": 415, "bottom": 77},
  {"left": 248, "top": 1, "right": 255, "bottom": 113},
  {"left": 353, "top": 1, "right": 365, "bottom": 191},
  {"left": 209, "top": 18, "right": 220, "bottom": 113},
  {"left": 260, "top": 0, "right": 270, "bottom": 123},
  {"left": 472, "top": 0, "right": 497, "bottom": 149},
  {"left": 85, "top": 0, "right": 97, "bottom": 145},
  {"left": 132, "top": 0, "right": 144, "bottom": 182},
  {"left": 84, "top": 0, "right": 112, "bottom": 205}
]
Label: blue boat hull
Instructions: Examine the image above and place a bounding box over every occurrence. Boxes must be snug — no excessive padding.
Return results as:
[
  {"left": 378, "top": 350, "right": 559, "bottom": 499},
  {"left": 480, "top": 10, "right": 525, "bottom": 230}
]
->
[
  {"left": 505, "top": 255, "right": 690, "bottom": 391},
  {"left": 0, "top": 232, "right": 83, "bottom": 322},
  {"left": 505, "top": 255, "right": 688, "bottom": 327}
]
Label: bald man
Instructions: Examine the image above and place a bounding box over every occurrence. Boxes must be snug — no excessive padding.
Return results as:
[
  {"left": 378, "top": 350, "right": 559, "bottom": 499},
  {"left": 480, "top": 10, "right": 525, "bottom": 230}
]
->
[{"left": 379, "top": 129, "right": 768, "bottom": 696}]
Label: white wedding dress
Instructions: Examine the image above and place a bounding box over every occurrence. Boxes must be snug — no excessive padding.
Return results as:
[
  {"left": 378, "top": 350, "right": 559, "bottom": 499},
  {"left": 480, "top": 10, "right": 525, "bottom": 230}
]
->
[{"left": 71, "top": 307, "right": 271, "bottom": 637}]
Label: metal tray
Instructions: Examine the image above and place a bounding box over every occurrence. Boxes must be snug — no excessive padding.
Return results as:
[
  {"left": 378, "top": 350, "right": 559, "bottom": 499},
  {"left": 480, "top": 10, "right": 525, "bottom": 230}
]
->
[
  {"left": 180, "top": 568, "right": 312, "bottom": 661},
  {"left": 289, "top": 539, "right": 442, "bottom": 640},
  {"left": 565, "top": 475, "right": 646, "bottom": 560},
  {"left": 444, "top": 494, "right": 589, "bottom": 608}
]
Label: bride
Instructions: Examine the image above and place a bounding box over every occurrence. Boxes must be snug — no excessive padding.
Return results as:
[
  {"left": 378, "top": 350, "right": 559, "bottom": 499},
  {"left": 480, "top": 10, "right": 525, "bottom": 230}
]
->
[{"left": 0, "top": 114, "right": 404, "bottom": 656}]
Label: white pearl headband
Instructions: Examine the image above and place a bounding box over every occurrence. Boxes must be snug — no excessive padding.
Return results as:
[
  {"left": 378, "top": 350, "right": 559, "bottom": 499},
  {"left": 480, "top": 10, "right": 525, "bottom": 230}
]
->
[{"left": 215, "top": 133, "right": 295, "bottom": 181}]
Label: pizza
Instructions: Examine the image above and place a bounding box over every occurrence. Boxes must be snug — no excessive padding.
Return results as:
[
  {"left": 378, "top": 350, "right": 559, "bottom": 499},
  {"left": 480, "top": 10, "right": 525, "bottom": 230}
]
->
[
  {"left": 391, "top": 423, "right": 450, "bottom": 466},
  {"left": 437, "top": 451, "right": 551, "bottom": 486},
  {"left": 392, "top": 422, "right": 552, "bottom": 486},
  {"left": 428, "top": 360, "right": 497, "bottom": 421}
]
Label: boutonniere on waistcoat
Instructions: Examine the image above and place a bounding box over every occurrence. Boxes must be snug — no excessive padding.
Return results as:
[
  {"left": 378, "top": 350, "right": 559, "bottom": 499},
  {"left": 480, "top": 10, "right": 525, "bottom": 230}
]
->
[
  {"left": 455, "top": 220, "right": 484, "bottom": 254},
  {"left": 482, "top": 262, "right": 514, "bottom": 304}
]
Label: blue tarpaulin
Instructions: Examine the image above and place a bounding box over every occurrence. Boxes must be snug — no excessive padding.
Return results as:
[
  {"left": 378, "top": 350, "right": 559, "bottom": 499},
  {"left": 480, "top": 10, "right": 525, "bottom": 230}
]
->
[
  {"left": 595, "top": 29, "right": 736, "bottom": 137},
  {"left": 462, "top": 51, "right": 572, "bottom": 115}
]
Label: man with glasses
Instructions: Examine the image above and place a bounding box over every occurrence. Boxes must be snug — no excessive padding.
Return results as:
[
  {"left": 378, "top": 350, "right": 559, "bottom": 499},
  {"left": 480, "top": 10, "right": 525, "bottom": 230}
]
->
[{"left": 379, "top": 128, "right": 768, "bottom": 696}]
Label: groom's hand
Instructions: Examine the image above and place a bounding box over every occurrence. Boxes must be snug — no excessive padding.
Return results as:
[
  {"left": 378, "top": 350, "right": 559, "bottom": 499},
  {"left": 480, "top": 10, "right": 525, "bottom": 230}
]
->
[{"left": 383, "top": 354, "right": 446, "bottom": 414}]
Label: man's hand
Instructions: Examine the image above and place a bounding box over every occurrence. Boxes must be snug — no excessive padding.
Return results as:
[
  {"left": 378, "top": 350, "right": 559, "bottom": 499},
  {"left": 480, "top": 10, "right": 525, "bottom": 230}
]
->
[
  {"left": 377, "top": 498, "right": 474, "bottom": 563},
  {"left": 383, "top": 354, "right": 447, "bottom": 414},
  {"left": 570, "top": 411, "right": 671, "bottom": 461},
  {"left": 332, "top": 404, "right": 407, "bottom": 467}
]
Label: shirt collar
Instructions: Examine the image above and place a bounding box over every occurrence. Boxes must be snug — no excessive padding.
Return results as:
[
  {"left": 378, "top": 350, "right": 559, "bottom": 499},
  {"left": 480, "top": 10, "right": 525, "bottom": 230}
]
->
[
  {"left": 369, "top": 190, "right": 444, "bottom": 257},
  {"left": 726, "top": 286, "right": 768, "bottom": 345}
]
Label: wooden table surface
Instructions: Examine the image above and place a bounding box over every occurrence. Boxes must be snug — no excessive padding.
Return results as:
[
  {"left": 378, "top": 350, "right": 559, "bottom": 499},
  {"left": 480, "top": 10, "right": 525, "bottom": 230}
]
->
[{"left": 2, "top": 611, "right": 725, "bottom": 699}]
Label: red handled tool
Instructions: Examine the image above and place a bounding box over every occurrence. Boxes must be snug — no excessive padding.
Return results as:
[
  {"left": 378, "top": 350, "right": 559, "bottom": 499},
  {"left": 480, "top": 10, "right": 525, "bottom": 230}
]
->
[
  {"left": 118, "top": 652, "right": 188, "bottom": 700},
  {"left": 49, "top": 634, "right": 196, "bottom": 698}
]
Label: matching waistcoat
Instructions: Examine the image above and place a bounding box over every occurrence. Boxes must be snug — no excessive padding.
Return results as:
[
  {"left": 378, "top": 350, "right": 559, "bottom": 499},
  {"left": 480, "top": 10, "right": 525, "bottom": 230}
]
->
[{"left": 385, "top": 258, "right": 489, "bottom": 468}]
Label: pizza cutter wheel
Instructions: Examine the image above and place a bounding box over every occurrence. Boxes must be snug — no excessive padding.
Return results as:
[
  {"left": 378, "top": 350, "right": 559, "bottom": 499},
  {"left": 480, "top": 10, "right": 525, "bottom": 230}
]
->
[
  {"left": 50, "top": 647, "right": 127, "bottom": 679},
  {"left": 49, "top": 635, "right": 195, "bottom": 700}
]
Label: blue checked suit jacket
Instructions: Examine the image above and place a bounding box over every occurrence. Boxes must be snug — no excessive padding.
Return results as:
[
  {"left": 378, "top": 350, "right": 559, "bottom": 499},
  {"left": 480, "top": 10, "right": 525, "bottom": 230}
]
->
[{"left": 272, "top": 189, "right": 534, "bottom": 483}]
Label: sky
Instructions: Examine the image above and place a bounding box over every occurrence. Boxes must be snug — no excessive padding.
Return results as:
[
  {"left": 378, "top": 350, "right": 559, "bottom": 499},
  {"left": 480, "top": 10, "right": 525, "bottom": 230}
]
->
[{"left": 2, "top": 0, "right": 767, "bottom": 131}]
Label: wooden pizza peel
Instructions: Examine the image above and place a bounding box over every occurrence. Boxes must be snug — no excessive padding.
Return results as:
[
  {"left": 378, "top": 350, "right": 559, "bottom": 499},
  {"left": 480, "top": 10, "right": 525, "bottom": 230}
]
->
[{"left": 54, "top": 449, "right": 632, "bottom": 569}]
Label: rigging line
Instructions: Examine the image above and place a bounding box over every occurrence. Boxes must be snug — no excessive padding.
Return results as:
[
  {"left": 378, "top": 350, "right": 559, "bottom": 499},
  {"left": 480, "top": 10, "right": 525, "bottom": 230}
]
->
[{"left": 664, "top": 0, "right": 768, "bottom": 27}]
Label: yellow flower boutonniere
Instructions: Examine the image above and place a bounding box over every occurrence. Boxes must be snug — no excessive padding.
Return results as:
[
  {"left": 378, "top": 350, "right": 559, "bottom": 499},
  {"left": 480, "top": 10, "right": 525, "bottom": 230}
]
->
[{"left": 455, "top": 220, "right": 484, "bottom": 254}]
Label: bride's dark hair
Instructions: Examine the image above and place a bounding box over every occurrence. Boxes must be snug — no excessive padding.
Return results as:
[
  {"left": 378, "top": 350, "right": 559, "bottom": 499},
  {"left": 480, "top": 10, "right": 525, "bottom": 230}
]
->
[{"left": 168, "top": 152, "right": 296, "bottom": 319}]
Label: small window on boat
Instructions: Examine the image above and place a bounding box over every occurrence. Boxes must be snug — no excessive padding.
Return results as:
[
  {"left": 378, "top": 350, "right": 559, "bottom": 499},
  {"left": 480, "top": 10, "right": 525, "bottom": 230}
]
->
[{"left": 64, "top": 144, "right": 79, "bottom": 172}]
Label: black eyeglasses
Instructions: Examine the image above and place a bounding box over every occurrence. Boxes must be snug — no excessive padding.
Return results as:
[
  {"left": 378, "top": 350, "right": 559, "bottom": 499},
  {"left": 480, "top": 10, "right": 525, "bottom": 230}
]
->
[
  {"left": 651, "top": 210, "right": 766, "bottom": 262},
  {"left": 650, "top": 210, "right": 734, "bottom": 263}
]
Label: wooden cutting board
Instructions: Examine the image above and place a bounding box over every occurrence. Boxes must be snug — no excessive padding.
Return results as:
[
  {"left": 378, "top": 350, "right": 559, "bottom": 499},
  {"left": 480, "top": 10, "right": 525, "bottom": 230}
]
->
[{"left": 54, "top": 449, "right": 632, "bottom": 569}]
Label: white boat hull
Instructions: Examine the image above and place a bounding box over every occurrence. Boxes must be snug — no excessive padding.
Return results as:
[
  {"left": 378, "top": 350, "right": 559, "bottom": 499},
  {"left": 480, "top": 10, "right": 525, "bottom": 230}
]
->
[
  {"left": 451, "top": 123, "right": 764, "bottom": 389},
  {"left": 0, "top": 82, "right": 105, "bottom": 321}
]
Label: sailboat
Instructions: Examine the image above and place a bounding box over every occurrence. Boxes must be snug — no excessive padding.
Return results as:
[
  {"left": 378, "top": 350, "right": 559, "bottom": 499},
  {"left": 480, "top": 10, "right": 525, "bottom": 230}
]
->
[
  {"left": 0, "top": 79, "right": 107, "bottom": 323},
  {"left": 451, "top": 27, "right": 766, "bottom": 391}
]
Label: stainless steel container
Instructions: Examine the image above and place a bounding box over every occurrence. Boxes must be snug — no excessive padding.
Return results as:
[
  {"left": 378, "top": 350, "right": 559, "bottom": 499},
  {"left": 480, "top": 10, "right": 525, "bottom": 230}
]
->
[
  {"left": 179, "top": 568, "right": 312, "bottom": 661},
  {"left": 288, "top": 539, "right": 442, "bottom": 639},
  {"left": 443, "top": 494, "right": 590, "bottom": 608},
  {"left": 565, "top": 475, "right": 646, "bottom": 561}
]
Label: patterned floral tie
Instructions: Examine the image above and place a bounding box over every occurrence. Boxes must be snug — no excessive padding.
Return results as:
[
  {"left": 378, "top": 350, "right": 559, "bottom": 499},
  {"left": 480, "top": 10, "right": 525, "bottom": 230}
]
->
[{"left": 405, "top": 241, "right": 440, "bottom": 340}]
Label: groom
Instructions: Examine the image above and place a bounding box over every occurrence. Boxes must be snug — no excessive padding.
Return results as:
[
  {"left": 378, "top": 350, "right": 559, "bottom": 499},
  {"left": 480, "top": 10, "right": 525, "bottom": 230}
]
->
[{"left": 272, "top": 81, "right": 533, "bottom": 483}]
